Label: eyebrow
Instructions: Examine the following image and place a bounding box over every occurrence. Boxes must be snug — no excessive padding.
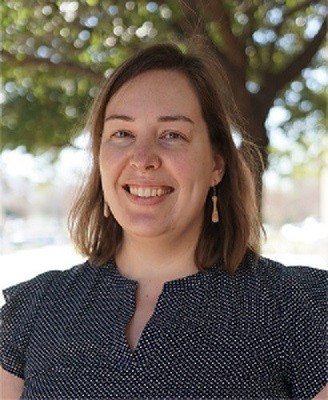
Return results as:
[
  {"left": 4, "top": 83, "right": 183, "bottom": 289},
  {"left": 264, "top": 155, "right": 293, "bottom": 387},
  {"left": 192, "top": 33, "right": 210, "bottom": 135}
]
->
[
  {"left": 104, "top": 114, "right": 134, "bottom": 122},
  {"left": 158, "top": 115, "right": 194, "bottom": 124},
  {"left": 104, "top": 114, "right": 194, "bottom": 124}
]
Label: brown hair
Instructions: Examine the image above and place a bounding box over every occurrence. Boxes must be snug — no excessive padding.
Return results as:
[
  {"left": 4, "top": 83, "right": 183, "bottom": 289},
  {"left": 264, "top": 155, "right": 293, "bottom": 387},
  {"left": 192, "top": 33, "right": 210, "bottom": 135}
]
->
[{"left": 68, "top": 39, "right": 262, "bottom": 274}]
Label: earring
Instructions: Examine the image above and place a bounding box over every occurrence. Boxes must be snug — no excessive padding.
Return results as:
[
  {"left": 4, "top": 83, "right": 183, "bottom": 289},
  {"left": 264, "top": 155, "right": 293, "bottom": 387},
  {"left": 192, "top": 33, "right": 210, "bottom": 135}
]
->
[
  {"left": 104, "top": 200, "right": 110, "bottom": 218},
  {"left": 211, "top": 186, "right": 219, "bottom": 223}
]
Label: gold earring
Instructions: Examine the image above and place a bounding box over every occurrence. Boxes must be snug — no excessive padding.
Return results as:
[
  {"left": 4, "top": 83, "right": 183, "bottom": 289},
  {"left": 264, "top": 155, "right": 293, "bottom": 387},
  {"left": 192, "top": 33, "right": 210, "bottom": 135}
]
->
[
  {"left": 104, "top": 200, "right": 110, "bottom": 218},
  {"left": 211, "top": 186, "right": 219, "bottom": 223}
]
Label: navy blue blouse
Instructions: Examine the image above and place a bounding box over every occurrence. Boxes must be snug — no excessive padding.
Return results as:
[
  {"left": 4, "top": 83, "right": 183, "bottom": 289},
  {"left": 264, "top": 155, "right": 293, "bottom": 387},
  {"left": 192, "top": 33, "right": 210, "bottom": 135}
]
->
[{"left": 0, "top": 255, "right": 327, "bottom": 399}]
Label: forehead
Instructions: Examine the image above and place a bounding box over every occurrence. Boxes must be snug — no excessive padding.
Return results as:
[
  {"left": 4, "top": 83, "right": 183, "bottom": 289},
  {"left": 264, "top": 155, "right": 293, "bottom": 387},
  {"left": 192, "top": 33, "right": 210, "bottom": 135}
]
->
[{"left": 105, "top": 69, "right": 203, "bottom": 117}]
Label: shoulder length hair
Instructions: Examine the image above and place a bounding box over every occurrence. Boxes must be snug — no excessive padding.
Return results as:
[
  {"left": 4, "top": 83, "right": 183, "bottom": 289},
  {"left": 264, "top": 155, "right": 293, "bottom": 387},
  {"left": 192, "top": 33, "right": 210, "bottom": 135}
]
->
[{"left": 68, "top": 40, "right": 263, "bottom": 275}]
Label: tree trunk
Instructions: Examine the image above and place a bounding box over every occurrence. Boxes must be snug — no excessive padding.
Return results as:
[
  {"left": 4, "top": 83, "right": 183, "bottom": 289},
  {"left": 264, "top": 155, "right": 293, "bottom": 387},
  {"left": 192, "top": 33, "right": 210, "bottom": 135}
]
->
[
  {"left": 238, "top": 91, "right": 269, "bottom": 208},
  {"left": 216, "top": 57, "right": 269, "bottom": 206}
]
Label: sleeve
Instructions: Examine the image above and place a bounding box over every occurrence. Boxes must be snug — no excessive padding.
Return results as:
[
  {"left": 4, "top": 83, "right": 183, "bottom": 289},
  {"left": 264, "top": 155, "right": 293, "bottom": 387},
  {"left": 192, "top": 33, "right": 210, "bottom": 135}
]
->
[
  {"left": 0, "top": 271, "right": 60, "bottom": 379},
  {"left": 279, "top": 265, "right": 328, "bottom": 400}
]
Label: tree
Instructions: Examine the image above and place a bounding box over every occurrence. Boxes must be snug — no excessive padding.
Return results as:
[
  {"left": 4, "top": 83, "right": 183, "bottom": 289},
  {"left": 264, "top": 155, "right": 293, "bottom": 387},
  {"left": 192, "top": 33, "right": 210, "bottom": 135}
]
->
[{"left": 1, "top": 0, "right": 326, "bottom": 193}]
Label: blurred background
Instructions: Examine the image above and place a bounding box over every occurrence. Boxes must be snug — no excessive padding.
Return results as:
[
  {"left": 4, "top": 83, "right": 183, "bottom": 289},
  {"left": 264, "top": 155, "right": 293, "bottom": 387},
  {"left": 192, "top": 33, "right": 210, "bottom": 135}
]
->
[{"left": 1, "top": 0, "right": 327, "bottom": 300}]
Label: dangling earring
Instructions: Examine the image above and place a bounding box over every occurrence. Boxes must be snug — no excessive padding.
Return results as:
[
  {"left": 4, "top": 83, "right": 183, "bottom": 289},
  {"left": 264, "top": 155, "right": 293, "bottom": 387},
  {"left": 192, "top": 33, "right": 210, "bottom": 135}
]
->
[
  {"left": 211, "top": 186, "right": 219, "bottom": 223},
  {"left": 104, "top": 200, "right": 110, "bottom": 218}
]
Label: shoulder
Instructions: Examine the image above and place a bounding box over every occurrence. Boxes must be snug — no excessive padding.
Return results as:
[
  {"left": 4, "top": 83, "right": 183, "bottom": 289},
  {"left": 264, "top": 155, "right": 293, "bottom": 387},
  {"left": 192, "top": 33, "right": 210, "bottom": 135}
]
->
[
  {"left": 234, "top": 255, "right": 327, "bottom": 312},
  {"left": 247, "top": 256, "right": 328, "bottom": 333},
  {"left": 253, "top": 259, "right": 328, "bottom": 399},
  {"left": 0, "top": 262, "right": 96, "bottom": 346},
  {"left": 260, "top": 256, "right": 327, "bottom": 293},
  {"left": 2, "top": 262, "right": 90, "bottom": 304},
  {"left": 244, "top": 256, "right": 327, "bottom": 398},
  {"left": 0, "top": 261, "right": 100, "bottom": 378},
  {"left": 1, "top": 261, "right": 107, "bottom": 319},
  {"left": 242, "top": 254, "right": 327, "bottom": 292}
]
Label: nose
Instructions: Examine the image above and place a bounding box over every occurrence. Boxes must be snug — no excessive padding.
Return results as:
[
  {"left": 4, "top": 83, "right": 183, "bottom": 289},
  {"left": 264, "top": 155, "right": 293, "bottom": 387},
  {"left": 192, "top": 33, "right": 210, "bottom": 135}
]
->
[{"left": 129, "top": 141, "right": 161, "bottom": 172}]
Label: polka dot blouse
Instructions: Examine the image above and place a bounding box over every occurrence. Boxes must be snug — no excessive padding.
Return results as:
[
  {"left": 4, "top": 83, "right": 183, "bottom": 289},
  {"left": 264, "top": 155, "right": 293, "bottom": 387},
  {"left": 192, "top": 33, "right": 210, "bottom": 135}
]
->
[{"left": 0, "top": 254, "right": 327, "bottom": 399}]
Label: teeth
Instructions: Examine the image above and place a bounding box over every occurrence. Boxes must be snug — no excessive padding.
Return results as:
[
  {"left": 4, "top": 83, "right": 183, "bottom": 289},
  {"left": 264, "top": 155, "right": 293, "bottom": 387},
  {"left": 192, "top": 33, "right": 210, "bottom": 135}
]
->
[{"left": 128, "top": 186, "right": 171, "bottom": 198}]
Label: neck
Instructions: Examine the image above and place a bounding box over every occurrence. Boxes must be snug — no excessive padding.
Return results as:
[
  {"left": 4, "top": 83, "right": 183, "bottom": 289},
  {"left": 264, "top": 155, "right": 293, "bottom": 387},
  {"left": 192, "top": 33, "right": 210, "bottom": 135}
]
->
[{"left": 115, "top": 233, "right": 200, "bottom": 286}]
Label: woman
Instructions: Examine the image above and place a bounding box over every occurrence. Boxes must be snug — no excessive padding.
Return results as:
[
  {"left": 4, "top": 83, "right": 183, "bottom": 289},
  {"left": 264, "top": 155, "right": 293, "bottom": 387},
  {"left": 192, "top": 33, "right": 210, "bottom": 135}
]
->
[{"left": 1, "top": 42, "right": 327, "bottom": 399}]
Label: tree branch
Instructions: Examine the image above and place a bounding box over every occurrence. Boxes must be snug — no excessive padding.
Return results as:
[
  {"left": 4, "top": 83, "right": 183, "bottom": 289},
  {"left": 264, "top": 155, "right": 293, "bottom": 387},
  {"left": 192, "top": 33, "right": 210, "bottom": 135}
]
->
[
  {"left": 178, "top": 0, "right": 212, "bottom": 39},
  {"left": 260, "top": 18, "right": 327, "bottom": 108},
  {"left": 267, "top": 1, "right": 321, "bottom": 74},
  {"left": 242, "top": 3, "right": 258, "bottom": 47},
  {"left": 206, "top": 0, "right": 246, "bottom": 69},
  {"left": 0, "top": 50, "right": 103, "bottom": 81},
  {"left": 284, "top": 0, "right": 317, "bottom": 20},
  {"left": 179, "top": 0, "right": 246, "bottom": 69},
  {"left": 177, "top": 1, "right": 246, "bottom": 98},
  {"left": 269, "top": 0, "right": 317, "bottom": 36}
]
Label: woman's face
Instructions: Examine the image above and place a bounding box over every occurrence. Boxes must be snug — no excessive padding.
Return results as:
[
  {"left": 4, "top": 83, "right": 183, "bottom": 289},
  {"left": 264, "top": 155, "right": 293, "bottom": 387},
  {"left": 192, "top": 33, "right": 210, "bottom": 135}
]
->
[{"left": 99, "top": 69, "right": 224, "bottom": 243}]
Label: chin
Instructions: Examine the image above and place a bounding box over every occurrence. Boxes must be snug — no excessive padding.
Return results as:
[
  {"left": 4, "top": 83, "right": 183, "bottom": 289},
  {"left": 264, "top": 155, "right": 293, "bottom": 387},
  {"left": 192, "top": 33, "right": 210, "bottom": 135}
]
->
[
  {"left": 123, "top": 225, "right": 169, "bottom": 239},
  {"left": 118, "top": 220, "right": 171, "bottom": 239}
]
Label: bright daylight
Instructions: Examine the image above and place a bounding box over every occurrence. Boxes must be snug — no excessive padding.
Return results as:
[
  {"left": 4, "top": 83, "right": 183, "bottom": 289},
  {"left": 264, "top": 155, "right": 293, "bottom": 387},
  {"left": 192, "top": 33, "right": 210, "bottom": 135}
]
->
[{"left": 0, "top": 1, "right": 327, "bottom": 398}]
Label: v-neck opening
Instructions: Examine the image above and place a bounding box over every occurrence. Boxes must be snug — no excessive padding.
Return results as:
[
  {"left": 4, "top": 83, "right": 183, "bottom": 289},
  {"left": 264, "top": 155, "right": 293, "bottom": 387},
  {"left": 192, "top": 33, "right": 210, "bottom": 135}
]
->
[
  {"left": 123, "top": 284, "right": 165, "bottom": 358},
  {"left": 123, "top": 311, "right": 155, "bottom": 356},
  {"left": 89, "top": 258, "right": 222, "bottom": 369}
]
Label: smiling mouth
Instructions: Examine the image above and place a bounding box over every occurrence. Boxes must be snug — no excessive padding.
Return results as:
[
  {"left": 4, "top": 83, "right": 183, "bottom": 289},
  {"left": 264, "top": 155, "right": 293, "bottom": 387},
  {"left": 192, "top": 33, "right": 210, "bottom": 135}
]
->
[{"left": 123, "top": 185, "right": 174, "bottom": 198}]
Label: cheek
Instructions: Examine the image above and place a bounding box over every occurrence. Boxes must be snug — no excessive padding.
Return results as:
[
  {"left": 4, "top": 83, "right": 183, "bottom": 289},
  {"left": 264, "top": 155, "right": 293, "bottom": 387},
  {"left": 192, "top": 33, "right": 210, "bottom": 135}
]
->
[
  {"left": 99, "top": 149, "right": 110, "bottom": 182},
  {"left": 169, "top": 152, "right": 211, "bottom": 190},
  {"left": 99, "top": 147, "right": 125, "bottom": 187},
  {"left": 185, "top": 148, "right": 213, "bottom": 173},
  {"left": 168, "top": 154, "right": 192, "bottom": 183}
]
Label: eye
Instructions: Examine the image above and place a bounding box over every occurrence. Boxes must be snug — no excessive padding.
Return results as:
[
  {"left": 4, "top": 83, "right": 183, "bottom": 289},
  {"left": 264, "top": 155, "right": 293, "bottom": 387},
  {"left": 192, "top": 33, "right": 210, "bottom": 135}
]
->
[
  {"left": 161, "top": 131, "right": 186, "bottom": 141},
  {"left": 112, "top": 130, "right": 133, "bottom": 138}
]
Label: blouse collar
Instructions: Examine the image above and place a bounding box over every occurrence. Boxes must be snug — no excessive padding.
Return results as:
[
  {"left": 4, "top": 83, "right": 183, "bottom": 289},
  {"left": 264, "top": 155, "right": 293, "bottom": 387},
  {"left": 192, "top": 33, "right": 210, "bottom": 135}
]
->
[{"left": 94, "top": 258, "right": 223, "bottom": 293}]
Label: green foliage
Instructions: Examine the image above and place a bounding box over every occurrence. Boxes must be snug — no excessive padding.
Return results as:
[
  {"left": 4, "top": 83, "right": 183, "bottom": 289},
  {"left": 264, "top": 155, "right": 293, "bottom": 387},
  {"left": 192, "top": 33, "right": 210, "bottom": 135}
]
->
[
  {"left": 1, "top": 0, "right": 326, "bottom": 177},
  {"left": 1, "top": 0, "right": 184, "bottom": 154}
]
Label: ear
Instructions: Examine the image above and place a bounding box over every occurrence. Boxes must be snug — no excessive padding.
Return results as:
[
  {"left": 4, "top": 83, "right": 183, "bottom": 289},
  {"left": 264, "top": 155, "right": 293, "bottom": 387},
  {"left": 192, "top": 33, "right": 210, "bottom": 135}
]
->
[{"left": 211, "top": 154, "right": 225, "bottom": 186}]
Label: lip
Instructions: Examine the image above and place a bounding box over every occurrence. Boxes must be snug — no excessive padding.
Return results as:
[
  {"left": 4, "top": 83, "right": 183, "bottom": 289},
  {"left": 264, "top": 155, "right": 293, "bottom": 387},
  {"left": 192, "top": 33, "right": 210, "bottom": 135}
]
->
[
  {"left": 123, "top": 180, "right": 174, "bottom": 192},
  {"left": 121, "top": 181, "right": 174, "bottom": 205},
  {"left": 123, "top": 179, "right": 174, "bottom": 187}
]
